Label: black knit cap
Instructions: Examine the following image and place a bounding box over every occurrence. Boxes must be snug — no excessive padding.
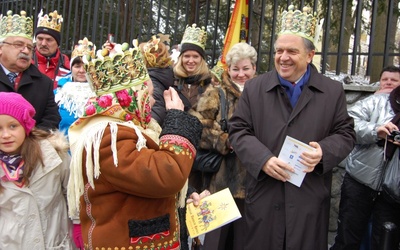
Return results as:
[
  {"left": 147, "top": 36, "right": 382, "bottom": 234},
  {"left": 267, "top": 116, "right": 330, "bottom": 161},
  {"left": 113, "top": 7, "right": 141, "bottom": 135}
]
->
[
  {"left": 35, "top": 27, "right": 61, "bottom": 45},
  {"left": 180, "top": 43, "right": 206, "bottom": 59}
]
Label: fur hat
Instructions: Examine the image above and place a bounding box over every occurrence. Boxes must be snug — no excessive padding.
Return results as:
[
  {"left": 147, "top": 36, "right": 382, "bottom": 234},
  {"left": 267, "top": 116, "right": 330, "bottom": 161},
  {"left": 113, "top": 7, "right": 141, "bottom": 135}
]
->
[{"left": 0, "top": 92, "right": 36, "bottom": 135}]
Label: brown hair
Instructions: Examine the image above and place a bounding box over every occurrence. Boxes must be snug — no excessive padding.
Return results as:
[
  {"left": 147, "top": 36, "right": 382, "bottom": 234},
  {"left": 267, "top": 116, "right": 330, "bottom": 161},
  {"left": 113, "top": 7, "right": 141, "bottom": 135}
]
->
[{"left": 0, "top": 128, "right": 51, "bottom": 192}]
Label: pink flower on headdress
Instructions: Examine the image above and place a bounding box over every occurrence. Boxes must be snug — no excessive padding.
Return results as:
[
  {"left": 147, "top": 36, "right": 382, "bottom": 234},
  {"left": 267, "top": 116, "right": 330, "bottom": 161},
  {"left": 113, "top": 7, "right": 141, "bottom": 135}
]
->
[
  {"left": 98, "top": 95, "right": 113, "bottom": 108},
  {"left": 86, "top": 104, "right": 96, "bottom": 115},
  {"left": 115, "top": 90, "right": 132, "bottom": 107},
  {"left": 125, "top": 113, "right": 133, "bottom": 121}
]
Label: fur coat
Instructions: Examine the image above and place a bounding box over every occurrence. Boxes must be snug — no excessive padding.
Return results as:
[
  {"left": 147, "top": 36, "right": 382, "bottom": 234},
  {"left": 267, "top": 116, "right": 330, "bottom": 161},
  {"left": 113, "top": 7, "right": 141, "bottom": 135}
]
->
[{"left": 189, "top": 72, "right": 246, "bottom": 198}]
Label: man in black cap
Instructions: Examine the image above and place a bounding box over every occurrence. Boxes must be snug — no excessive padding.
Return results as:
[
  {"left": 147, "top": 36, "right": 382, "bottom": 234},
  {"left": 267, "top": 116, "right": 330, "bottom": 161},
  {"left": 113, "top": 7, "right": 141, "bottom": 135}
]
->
[{"left": 32, "top": 10, "right": 70, "bottom": 89}]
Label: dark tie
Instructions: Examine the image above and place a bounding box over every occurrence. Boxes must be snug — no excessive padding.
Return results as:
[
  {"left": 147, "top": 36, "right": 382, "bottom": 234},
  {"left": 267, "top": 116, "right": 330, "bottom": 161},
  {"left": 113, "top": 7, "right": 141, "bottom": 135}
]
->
[{"left": 7, "top": 72, "right": 17, "bottom": 84}]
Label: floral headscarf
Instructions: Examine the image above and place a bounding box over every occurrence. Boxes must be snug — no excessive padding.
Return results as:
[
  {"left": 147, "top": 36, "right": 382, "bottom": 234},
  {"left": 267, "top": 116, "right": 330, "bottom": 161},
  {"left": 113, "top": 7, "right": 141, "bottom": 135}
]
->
[
  {"left": 75, "top": 81, "right": 152, "bottom": 128},
  {"left": 67, "top": 45, "right": 160, "bottom": 216}
]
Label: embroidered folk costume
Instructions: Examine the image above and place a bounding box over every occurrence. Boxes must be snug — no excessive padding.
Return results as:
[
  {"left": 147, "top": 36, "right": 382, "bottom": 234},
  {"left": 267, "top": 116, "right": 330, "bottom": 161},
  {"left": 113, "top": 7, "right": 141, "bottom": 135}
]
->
[{"left": 67, "top": 41, "right": 202, "bottom": 250}]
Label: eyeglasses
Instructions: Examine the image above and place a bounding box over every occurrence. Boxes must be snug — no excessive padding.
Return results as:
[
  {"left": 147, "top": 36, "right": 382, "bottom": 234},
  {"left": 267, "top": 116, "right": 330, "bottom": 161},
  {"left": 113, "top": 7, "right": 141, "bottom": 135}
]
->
[{"left": 2, "top": 41, "right": 34, "bottom": 52}]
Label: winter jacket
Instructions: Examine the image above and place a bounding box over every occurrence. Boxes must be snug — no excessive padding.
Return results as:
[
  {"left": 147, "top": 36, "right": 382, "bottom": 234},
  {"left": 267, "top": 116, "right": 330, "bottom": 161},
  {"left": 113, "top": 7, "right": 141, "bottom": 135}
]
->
[
  {"left": 68, "top": 110, "right": 202, "bottom": 249},
  {"left": 32, "top": 49, "right": 70, "bottom": 89},
  {"left": 0, "top": 64, "right": 61, "bottom": 130},
  {"left": 0, "top": 132, "right": 73, "bottom": 249},
  {"left": 149, "top": 67, "right": 175, "bottom": 125},
  {"left": 228, "top": 65, "right": 355, "bottom": 249},
  {"left": 189, "top": 72, "right": 246, "bottom": 197},
  {"left": 346, "top": 93, "right": 394, "bottom": 190}
]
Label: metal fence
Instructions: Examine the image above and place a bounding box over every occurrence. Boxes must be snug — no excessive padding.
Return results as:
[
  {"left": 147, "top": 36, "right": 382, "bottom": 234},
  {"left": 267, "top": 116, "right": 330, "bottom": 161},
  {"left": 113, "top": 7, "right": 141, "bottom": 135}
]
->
[{"left": 1, "top": 0, "right": 400, "bottom": 82}]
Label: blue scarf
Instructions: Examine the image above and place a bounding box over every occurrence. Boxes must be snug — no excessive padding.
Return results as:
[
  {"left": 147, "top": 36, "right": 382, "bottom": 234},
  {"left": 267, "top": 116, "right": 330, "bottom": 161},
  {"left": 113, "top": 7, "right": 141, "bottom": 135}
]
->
[{"left": 278, "top": 65, "right": 311, "bottom": 107}]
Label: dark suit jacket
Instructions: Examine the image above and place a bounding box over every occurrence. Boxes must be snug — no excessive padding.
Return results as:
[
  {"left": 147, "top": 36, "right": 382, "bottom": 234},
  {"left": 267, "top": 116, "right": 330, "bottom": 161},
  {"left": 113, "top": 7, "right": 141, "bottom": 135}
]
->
[{"left": 0, "top": 64, "right": 60, "bottom": 130}]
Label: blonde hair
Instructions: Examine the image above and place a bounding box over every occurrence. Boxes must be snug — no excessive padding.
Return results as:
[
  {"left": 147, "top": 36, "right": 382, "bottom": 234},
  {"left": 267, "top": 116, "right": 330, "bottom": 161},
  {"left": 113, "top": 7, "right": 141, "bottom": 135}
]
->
[
  {"left": 226, "top": 42, "right": 257, "bottom": 67},
  {"left": 173, "top": 53, "right": 210, "bottom": 80}
]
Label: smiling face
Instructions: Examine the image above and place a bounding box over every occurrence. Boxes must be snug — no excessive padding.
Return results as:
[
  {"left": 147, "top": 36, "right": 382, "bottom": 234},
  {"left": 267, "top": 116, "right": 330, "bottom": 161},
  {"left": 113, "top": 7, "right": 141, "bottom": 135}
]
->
[
  {"left": 0, "top": 115, "right": 26, "bottom": 155},
  {"left": 228, "top": 58, "right": 256, "bottom": 86},
  {"left": 181, "top": 50, "right": 202, "bottom": 75},
  {"left": 274, "top": 34, "right": 315, "bottom": 82},
  {"left": 0, "top": 36, "right": 33, "bottom": 72}
]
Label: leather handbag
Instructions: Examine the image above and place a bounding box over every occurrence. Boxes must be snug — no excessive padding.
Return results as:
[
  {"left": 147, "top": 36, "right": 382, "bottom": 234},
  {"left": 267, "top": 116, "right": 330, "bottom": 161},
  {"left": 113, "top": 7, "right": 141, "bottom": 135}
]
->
[{"left": 192, "top": 149, "right": 224, "bottom": 173}]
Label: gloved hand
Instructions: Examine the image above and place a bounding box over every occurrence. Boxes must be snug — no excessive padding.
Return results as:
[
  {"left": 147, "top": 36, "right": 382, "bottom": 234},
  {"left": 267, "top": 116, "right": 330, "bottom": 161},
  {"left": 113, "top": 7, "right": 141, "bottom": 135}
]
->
[{"left": 72, "top": 224, "right": 84, "bottom": 249}]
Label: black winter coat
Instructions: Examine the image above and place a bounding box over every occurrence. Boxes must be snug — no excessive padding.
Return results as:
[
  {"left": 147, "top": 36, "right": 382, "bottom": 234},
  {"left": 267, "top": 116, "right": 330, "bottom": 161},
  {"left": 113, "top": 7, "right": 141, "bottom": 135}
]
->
[
  {"left": 149, "top": 67, "right": 174, "bottom": 125},
  {"left": 0, "top": 64, "right": 60, "bottom": 130}
]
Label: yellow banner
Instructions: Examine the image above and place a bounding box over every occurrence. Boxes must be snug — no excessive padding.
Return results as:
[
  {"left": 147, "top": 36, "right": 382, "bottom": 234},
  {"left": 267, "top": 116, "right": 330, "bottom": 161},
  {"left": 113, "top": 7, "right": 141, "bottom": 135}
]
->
[{"left": 218, "top": 0, "right": 249, "bottom": 69}]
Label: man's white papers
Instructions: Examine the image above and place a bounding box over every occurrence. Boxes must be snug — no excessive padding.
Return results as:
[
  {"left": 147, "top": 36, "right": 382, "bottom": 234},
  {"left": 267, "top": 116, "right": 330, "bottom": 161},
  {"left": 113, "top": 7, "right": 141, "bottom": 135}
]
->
[{"left": 278, "top": 136, "right": 316, "bottom": 187}]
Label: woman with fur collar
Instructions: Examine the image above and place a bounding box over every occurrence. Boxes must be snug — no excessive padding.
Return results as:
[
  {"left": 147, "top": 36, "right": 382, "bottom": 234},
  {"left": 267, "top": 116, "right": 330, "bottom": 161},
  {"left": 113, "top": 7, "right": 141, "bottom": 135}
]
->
[{"left": 189, "top": 42, "right": 257, "bottom": 250}]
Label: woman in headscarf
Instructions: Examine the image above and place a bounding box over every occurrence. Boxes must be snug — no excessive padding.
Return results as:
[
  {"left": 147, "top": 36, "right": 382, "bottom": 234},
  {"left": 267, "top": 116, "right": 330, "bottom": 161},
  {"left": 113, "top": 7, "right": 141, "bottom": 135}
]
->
[{"left": 67, "top": 42, "right": 202, "bottom": 250}]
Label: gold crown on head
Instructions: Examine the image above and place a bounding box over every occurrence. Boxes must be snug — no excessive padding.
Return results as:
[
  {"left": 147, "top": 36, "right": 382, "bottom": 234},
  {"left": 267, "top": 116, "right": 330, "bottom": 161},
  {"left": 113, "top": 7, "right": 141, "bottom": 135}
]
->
[
  {"left": 37, "top": 10, "right": 63, "bottom": 32},
  {"left": 211, "top": 65, "right": 225, "bottom": 83},
  {"left": 181, "top": 24, "right": 207, "bottom": 50},
  {"left": 142, "top": 35, "right": 172, "bottom": 68},
  {"left": 71, "top": 37, "right": 96, "bottom": 59},
  {"left": 0, "top": 10, "right": 33, "bottom": 39},
  {"left": 278, "top": 5, "right": 317, "bottom": 43},
  {"left": 84, "top": 42, "right": 149, "bottom": 96}
]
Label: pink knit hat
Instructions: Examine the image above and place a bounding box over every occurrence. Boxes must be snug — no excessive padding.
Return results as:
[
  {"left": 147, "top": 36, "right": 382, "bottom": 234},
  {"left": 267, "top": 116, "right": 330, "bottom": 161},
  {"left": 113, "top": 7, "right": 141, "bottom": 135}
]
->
[{"left": 0, "top": 92, "right": 36, "bottom": 135}]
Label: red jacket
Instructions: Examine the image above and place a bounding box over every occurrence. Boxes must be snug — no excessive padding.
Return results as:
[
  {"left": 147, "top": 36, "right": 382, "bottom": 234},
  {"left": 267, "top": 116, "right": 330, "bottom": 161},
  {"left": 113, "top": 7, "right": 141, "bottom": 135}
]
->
[{"left": 32, "top": 49, "right": 70, "bottom": 89}]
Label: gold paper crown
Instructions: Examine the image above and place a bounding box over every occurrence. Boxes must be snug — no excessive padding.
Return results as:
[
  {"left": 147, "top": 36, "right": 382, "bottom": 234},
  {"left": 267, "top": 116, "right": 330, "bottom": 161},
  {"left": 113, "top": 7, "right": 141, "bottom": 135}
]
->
[
  {"left": 0, "top": 10, "right": 33, "bottom": 39},
  {"left": 71, "top": 37, "right": 96, "bottom": 59},
  {"left": 142, "top": 35, "right": 172, "bottom": 68},
  {"left": 278, "top": 5, "right": 317, "bottom": 43},
  {"left": 84, "top": 42, "right": 149, "bottom": 96},
  {"left": 211, "top": 65, "right": 225, "bottom": 83},
  {"left": 37, "top": 10, "right": 63, "bottom": 32},
  {"left": 181, "top": 24, "right": 207, "bottom": 50}
]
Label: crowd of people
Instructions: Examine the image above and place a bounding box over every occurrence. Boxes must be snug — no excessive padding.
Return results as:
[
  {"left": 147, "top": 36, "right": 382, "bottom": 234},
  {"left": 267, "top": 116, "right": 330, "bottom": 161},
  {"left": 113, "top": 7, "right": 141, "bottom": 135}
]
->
[{"left": 0, "top": 5, "right": 399, "bottom": 250}]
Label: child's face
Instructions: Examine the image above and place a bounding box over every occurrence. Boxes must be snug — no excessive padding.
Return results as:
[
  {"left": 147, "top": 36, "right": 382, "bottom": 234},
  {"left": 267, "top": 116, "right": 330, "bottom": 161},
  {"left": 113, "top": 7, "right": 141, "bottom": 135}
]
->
[{"left": 0, "top": 115, "right": 26, "bottom": 155}]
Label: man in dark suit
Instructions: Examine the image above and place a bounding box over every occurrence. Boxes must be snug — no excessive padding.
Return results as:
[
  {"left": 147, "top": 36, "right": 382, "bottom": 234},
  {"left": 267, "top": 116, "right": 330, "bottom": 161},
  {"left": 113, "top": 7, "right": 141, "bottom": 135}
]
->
[{"left": 0, "top": 10, "right": 60, "bottom": 130}]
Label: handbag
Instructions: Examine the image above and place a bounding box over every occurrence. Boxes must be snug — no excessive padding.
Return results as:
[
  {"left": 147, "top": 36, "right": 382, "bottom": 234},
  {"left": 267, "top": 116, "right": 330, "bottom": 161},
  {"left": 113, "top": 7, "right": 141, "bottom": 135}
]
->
[
  {"left": 382, "top": 149, "right": 400, "bottom": 203},
  {"left": 192, "top": 149, "right": 224, "bottom": 173},
  {"left": 192, "top": 88, "right": 228, "bottom": 173}
]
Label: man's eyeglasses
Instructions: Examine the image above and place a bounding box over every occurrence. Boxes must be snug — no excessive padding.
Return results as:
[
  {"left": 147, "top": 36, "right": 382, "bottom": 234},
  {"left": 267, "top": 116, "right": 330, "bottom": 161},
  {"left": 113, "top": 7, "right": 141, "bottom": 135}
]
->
[{"left": 2, "top": 41, "right": 34, "bottom": 52}]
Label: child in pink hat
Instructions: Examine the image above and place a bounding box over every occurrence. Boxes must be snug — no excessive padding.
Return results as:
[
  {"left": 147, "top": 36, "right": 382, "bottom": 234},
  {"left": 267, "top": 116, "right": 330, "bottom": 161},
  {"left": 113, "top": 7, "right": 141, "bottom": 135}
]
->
[{"left": 0, "top": 92, "right": 75, "bottom": 249}]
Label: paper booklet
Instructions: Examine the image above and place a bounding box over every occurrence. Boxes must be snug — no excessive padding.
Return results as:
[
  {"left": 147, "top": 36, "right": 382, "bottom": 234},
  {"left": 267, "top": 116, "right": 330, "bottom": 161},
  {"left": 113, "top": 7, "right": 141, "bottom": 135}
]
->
[
  {"left": 277, "top": 135, "right": 317, "bottom": 187},
  {"left": 186, "top": 188, "right": 242, "bottom": 238}
]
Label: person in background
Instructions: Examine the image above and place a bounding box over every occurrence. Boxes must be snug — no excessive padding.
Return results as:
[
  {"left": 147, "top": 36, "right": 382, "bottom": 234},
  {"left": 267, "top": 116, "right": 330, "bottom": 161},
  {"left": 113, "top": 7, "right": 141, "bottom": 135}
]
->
[
  {"left": 55, "top": 37, "right": 96, "bottom": 135},
  {"left": 331, "top": 65, "right": 400, "bottom": 250},
  {"left": 210, "top": 64, "right": 224, "bottom": 87},
  {"left": 139, "top": 35, "right": 175, "bottom": 125},
  {"left": 173, "top": 24, "right": 211, "bottom": 115},
  {"left": 0, "top": 92, "right": 73, "bottom": 249},
  {"left": 228, "top": 5, "right": 355, "bottom": 249},
  {"left": 32, "top": 9, "right": 70, "bottom": 89},
  {"left": 0, "top": 10, "right": 60, "bottom": 131},
  {"left": 67, "top": 41, "right": 203, "bottom": 249},
  {"left": 374, "top": 65, "right": 400, "bottom": 94},
  {"left": 189, "top": 42, "right": 257, "bottom": 250},
  {"left": 173, "top": 23, "right": 212, "bottom": 249}
]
